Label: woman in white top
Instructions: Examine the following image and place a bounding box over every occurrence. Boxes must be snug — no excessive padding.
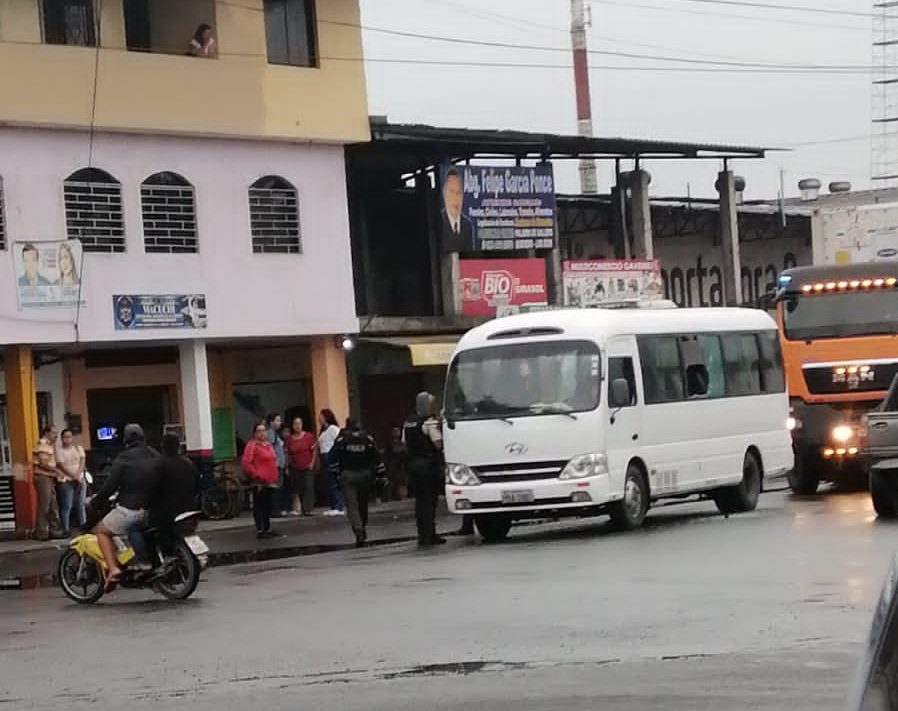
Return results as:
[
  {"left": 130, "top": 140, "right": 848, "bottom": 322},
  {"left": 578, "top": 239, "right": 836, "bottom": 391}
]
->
[
  {"left": 189, "top": 24, "right": 216, "bottom": 58},
  {"left": 318, "top": 409, "right": 344, "bottom": 515}
]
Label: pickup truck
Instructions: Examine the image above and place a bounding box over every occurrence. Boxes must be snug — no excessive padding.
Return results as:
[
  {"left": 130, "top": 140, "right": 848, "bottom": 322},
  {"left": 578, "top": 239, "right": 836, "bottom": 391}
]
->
[{"left": 861, "top": 375, "right": 898, "bottom": 517}]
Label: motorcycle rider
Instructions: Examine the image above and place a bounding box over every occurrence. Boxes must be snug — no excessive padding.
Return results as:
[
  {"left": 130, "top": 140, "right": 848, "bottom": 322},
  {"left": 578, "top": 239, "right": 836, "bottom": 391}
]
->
[
  {"left": 403, "top": 392, "right": 447, "bottom": 547},
  {"left": 145, "top": 434, "right": 199, "bottom": 564},
  {"left": 329, "top": 419, "right": 385, "bottom": 548},
  {"left": 89, "top": 424, "right": 159, "bottom": 588}
]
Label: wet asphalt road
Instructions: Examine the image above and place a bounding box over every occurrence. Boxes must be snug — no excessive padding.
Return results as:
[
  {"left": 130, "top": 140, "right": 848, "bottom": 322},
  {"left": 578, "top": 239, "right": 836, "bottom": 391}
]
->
[{"left": 2, "top": 486, "right": 896, "bottom": 711}]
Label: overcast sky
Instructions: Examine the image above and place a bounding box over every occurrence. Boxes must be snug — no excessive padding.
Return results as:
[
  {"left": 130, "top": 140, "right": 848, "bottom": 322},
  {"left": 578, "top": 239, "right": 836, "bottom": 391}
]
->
[{"left": 359, "top": 0, "right": 876, "bottom": 199}]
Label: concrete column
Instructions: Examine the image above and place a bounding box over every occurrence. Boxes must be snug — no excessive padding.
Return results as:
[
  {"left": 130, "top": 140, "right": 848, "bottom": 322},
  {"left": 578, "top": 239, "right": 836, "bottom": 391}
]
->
[
  {"left": 4, "top": 346, "right": 38, "bottom": 534},
  {"left": 628, "top": 170, "right": 654, "bottom": 259},
  {"left": 179, "top": 341, "right": 214, "bottom": 456},
  {"left": 716, "top": 170, "right": 743, "bottom": 306},
  {"left": 310, "top": 337, "right": 350, "bottom": 427},
  {"left": 440, "top": 252, "right": 461, "bottom": 316},
  {"left": 63, "top": 357, "right": 90, "bottom": 450}
]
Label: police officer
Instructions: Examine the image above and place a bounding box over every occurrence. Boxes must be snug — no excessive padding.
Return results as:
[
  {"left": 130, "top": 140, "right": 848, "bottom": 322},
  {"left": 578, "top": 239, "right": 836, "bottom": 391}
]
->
[
  {"left": 403, "top": 392, "right": 447, "bottom": 547},
  {"left": 329, "top": 419, "right": 385, "bottom": 548}
]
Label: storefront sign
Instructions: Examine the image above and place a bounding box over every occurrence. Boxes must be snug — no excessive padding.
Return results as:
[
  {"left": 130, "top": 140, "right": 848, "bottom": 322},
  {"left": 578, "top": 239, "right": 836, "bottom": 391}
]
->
[
  {"left": 440, "top": 164, "right": 556, "bottom": 253},
  {"left": 113, "top": 294, "right": 207, "bottom": 330},
  {"left": 13, "top": 240, "right": 84, "bottom": 308},
  {"left": 409, "top": 342, "right": 458, "bottom": 367},
  {"left": 563, "top": 259, "right": 663, "bottom": 307},
  {"left": 459, "top": 259, "right": 548, "bottom": 316}
]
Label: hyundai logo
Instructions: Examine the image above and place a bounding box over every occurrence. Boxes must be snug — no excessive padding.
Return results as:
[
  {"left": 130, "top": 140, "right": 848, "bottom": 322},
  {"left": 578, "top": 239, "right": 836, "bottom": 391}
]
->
[{"left": 505, "top": 442, "right": 528, "bottom": 455}]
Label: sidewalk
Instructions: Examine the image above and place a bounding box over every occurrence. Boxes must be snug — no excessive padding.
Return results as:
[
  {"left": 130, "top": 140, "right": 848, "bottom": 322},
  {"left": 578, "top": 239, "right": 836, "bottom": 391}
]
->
[{"left": 0, "top": 499, "right": 458, "bottom": 585}]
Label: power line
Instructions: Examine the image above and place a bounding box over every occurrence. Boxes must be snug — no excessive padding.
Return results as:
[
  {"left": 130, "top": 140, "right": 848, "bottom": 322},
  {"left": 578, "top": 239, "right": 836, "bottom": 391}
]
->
[{"left": 668, "top": 0, "right": 875, "bottom": 18}]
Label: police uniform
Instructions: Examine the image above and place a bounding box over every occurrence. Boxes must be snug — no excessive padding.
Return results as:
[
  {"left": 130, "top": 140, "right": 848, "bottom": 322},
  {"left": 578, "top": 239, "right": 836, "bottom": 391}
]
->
[
  {"left": 329, "top": 426, "right": 385, "bottom": 546},
  {"left": 403, "top": 415, "right": 445, "bottom": 545}
]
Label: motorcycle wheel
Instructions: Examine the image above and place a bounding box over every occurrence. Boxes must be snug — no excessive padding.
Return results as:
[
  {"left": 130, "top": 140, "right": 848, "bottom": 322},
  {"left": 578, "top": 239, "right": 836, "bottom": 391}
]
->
[
  {"left": 57, "top": 549, "right": 104, "bottom": 604},
  {"left": 153, "top": 540, "right": 200, "bottom": 601}
]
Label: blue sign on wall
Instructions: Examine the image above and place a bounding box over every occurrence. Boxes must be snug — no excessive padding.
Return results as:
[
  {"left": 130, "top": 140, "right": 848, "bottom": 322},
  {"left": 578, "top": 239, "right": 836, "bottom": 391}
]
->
[
  {"left": 439, "top": 164, "right": 557, "bottom": 253},
  {"left": 113, "top": 294, "right": 207, "bottom": 330}
]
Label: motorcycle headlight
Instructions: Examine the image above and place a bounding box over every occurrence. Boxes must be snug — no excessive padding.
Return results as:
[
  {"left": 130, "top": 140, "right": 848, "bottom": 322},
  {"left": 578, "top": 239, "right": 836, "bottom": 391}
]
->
[
  {"left": 445, "top": 463, "right": 481, "bottom": 486},
  {"left": 559, "top": 453, "right": 609, "bottom": 480}
]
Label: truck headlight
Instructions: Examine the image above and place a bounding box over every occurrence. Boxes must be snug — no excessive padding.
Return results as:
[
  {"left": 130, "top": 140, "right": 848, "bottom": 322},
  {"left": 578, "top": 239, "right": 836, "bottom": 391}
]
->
[
  {"left": 832, "top": 425, "right": 853, "bottom": 443},
  {"left": 445, "top": 463, "right": 481, "bottom": 486},
  {"left": 559, "top": 453, "right": 609, "bottom": 480}
]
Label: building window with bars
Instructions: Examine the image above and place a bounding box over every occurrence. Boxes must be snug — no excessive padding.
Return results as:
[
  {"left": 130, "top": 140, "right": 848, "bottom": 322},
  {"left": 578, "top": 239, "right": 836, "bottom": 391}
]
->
[
  {"left": 42, "top": 0, "right": 98, "bottom": 47},
  {"left": 0, "top": 177, "right": 6, "bottom": 251},
  {"left": 249, "top": 176, "right": 301, "bottom": 254},
  {"left": 263, "top": 0, "right": 317, "bottom": 67},
  {"left": 63, "top": 168, "right": 126, "bottom": 253},
  {"left": 141, "top": 172, "right": 198, "bottom": 254}
]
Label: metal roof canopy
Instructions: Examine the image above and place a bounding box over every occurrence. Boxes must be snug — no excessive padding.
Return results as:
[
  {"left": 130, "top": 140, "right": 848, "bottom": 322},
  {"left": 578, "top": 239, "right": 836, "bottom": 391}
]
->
[{"left": 349, "top": 119, "right": 772, "bottom": 176}]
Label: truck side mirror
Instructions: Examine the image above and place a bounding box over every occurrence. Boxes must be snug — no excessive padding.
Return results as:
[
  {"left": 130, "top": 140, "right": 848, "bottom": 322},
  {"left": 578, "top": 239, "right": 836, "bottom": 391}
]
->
[{"left": 611, "top": 378, "right": 632, "bottom": 409}]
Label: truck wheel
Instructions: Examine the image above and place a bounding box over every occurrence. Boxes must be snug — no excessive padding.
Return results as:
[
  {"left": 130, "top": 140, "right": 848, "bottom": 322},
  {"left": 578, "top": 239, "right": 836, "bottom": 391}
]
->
[
  {"left": 787, "top": 449, "right": 820, "bottom": 496},
  {"left": 474, "top": 515, "right": 512, "bottom": 543},
  {"left": 714, "top": 450, "right": 762, "bottom": 515},
  {"left": 870, "top": 469, "right": 898, "bottom": 518},
  {"left": 608, "top": 463, "right": 649, "bottom": 531}
]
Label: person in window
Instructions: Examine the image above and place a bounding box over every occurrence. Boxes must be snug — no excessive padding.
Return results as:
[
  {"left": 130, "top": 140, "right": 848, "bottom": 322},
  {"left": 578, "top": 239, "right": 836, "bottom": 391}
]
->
[
  {"left": 19, "top": 244, "right": 50, "bottom": 287},
  {"left": 189, "top": 24, "right": 216, "bottom": 58},
  {"left": 55, "top": 242, "right": 79, "bottom": 287},
  {"left": 440, "top": 168, "right": 474, "bottom": 253}
]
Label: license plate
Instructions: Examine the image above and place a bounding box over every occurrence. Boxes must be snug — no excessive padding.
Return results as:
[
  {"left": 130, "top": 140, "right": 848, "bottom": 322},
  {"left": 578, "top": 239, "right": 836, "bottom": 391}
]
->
[
  {"left": 184, "top": 535, "right": 209, "bottom": 556},
  {"left": 501, "top": 490, "right": 535, "bottom": 504}
]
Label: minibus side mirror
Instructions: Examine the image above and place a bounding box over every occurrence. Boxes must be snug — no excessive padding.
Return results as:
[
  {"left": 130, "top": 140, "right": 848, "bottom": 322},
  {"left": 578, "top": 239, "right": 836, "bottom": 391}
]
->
[{"left": 610, "top": 378, "right": 632, "bottom": 409}]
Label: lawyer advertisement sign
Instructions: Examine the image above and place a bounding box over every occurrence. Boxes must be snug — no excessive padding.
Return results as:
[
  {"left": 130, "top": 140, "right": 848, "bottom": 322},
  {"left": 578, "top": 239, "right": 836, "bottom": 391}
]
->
[{"left": 113, "top": 294, "right": 207, "bottom": 330}]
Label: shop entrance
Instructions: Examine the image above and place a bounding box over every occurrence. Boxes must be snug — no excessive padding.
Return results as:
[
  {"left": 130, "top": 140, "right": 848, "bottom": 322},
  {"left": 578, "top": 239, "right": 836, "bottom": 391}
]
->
[{"left": 86, "top": 386, "right": 173, "bottom": 464}]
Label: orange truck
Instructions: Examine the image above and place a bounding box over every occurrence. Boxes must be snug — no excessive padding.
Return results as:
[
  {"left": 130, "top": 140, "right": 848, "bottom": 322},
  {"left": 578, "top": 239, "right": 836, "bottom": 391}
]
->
[{"left": 776, "top": 264, "right": 898, "bottom": 493}]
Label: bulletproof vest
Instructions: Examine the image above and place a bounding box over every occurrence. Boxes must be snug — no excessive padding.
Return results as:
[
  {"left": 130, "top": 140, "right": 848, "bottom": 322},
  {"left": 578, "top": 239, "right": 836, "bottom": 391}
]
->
[
  {"left": 338, "top": 430, "right": 375, "bottom": 471},
  {"left": 404, "top": 419, "right": 435, "bottom": 460}
]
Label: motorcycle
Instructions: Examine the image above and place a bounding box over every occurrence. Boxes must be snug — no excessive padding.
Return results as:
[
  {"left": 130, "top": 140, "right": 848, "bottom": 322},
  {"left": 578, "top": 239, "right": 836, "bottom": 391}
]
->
[{"left": 57, "top": 509, "right": 209, "bottom": 604}]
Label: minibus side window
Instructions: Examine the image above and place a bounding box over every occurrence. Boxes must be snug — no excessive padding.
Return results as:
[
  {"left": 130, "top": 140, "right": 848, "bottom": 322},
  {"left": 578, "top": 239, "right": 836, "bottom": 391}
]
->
[
  {"left": 698, "top": 335, "right": 726, "bottom": 398},
  {"left": 608, "top": 357, "right": 638, "bottom": 407},
  {"left": 757, "top": 332, "right": 786, "bottom": 393},
  {"left": 637, "top": 336, "right": 684, "bottom": 404},
  {"left": 721, "top": 333, "right": 762, "bottom": 396}
]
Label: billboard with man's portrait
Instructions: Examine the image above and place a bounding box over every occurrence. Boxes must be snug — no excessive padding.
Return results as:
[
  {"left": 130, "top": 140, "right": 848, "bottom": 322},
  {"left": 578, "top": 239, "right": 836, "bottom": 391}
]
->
[
  {"left": 12, "top": 240, "right": 84, "bottom": 308},
  {"left": 440, "top": 164, "right": 557, "bottom": 254}
]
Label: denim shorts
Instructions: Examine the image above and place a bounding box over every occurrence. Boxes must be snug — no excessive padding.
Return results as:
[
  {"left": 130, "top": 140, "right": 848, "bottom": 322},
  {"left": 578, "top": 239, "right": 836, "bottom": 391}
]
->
[{"left": 102, "top": 505, "right": 144, "bottom": 536}]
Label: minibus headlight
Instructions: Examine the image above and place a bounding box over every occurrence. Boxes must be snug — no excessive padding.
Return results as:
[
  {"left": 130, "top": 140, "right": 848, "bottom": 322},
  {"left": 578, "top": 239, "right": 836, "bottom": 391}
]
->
[
  {"left": 786, "top": 416, "right": 798, "bottom": 431},
  {"left": 445, "top": 463, "right": 481, "bottom": 486},
  {"left": 559, "top": 453, "right": 609, "bottom": 480}
]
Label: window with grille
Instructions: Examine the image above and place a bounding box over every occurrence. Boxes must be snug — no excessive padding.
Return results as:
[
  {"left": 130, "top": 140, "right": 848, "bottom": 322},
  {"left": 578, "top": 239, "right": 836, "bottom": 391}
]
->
[
  {"left": 42, "top": 0, "right": 98, "bottom": 46},
  {"left": 141, "top": 172, "right": 198, "bottom": 254},
  {"left": 249, "top": 176, "right": 301, "bottom": 254},
  {"left": 63, "top": 168, "right": 126, "bottom": 253},
  {"left": 0, "top": 177, "right": 6, "bottom": 251}
]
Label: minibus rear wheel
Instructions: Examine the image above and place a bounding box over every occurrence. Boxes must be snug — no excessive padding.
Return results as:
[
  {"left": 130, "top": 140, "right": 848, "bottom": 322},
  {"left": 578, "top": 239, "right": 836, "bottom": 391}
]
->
[{"left": 714, "top": 450, "right": 762, "bottom": 515}]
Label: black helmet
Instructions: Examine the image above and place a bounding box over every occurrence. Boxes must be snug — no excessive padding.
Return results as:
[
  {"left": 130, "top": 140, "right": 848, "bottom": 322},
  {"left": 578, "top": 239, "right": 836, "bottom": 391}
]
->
[{"left": 122, "top": 423, "right": 145, "bottom": 446}]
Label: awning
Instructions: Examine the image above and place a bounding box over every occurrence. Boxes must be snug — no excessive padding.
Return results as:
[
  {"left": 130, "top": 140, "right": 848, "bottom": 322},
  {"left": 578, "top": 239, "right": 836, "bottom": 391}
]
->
[{"left": 358, "top": 335, "right": 460, "bottom": 367}]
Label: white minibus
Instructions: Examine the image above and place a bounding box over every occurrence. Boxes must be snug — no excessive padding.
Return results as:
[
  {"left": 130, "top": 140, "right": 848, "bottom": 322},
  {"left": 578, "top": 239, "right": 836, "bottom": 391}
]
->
[{"left": 442, "top": 307, "right": 793, "bottom": 541}]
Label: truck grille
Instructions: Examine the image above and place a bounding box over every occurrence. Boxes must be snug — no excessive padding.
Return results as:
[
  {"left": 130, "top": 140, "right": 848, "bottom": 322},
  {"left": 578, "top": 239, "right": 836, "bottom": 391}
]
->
[
  {"left": 803, "top": 360, "right": 898, "bottom": 395},
  {"left": 472, "top": 460, "right": 567, "bottom": 483}
]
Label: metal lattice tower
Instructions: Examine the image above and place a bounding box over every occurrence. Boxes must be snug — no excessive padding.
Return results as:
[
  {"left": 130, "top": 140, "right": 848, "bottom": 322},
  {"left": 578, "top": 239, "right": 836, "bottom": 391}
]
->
[{"left": 873, "top": 2, "right": 898, "bottom": 184}]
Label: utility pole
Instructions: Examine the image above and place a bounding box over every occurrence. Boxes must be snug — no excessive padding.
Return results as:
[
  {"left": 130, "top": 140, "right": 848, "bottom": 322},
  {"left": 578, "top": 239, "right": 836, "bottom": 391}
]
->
[{"left": 571, "top": 0, "right": 598, "bottom": 194}]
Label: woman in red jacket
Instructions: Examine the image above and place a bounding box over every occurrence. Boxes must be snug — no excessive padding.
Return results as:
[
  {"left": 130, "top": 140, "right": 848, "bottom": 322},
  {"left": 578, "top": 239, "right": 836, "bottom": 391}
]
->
[{"left": 242, "top": 421, "right": 280, "bottom": 538}]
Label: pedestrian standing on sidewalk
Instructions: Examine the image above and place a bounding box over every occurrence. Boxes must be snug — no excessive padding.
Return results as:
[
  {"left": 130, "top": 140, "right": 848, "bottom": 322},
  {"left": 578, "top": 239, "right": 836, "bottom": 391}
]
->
[
  {"left": 56, "top": 428, "right": 87, "bottom": 536},
  {"left": 403, "top": 392, "right": 447, "bottom": 547},
  {"left": 318, "top": 409, "right": 344, "bottom": 516},
  {"left": 329, "top": 419, "right": 385, "bottom": 548},
  {"left": 287, "top": 417, "right": 316, "bottom": 515},
  {"left": 32, "top": 425, "right": 64, "bottom": 541},
  {"left": 242, "top": 421, "right": 280, "bottom": 539},
  {"left": 265, "top": 413, "right": 288, "bottom": 517}
]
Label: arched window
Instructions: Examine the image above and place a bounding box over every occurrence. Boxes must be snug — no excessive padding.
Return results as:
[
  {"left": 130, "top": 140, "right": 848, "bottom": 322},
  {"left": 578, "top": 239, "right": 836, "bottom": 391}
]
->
[
  {"left": 248, "top": 175, "right": 301, "bottom": 254},
  {"left": 63, "top": 168, "right": 125, "bottom": 253},
  {"left": 0, "top": 176, "right": 6, "bottom": 251},
  {"left": 141, "top": 172, "right": 198, "bottom": 254}
]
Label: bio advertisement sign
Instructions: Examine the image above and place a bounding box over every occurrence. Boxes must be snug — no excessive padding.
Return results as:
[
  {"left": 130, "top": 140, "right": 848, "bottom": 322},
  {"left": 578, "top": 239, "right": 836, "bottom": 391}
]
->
[
  {"left": 563, "top": 259, "right": 663, "bottom": 307},
  {"left": 459, "top": 259, "right": 548, "bottom": 316},
  {"left": 113, "top": 294, "right": 207, "bottom": 330},
  {"left": 440, "top": 164, "right": 557, "bottom": 253},
  {"left": 13, "top": 240, "right": 84, "bottom": 308}
]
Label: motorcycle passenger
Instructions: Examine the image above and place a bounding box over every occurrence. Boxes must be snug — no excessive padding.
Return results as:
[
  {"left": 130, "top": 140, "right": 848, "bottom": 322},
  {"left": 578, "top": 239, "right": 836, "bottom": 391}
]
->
[
  {"left": 403, "top": 392, "right": 447, "bottom": 547},
  {"left": 146, "top": 434, "right": 200, "bottom": 564},
  {"left": 90, "top": 424, "right": 159, "bottom": 588},
  {"left": 329, "top": 419, "right": 385, "bottom": 548}
]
